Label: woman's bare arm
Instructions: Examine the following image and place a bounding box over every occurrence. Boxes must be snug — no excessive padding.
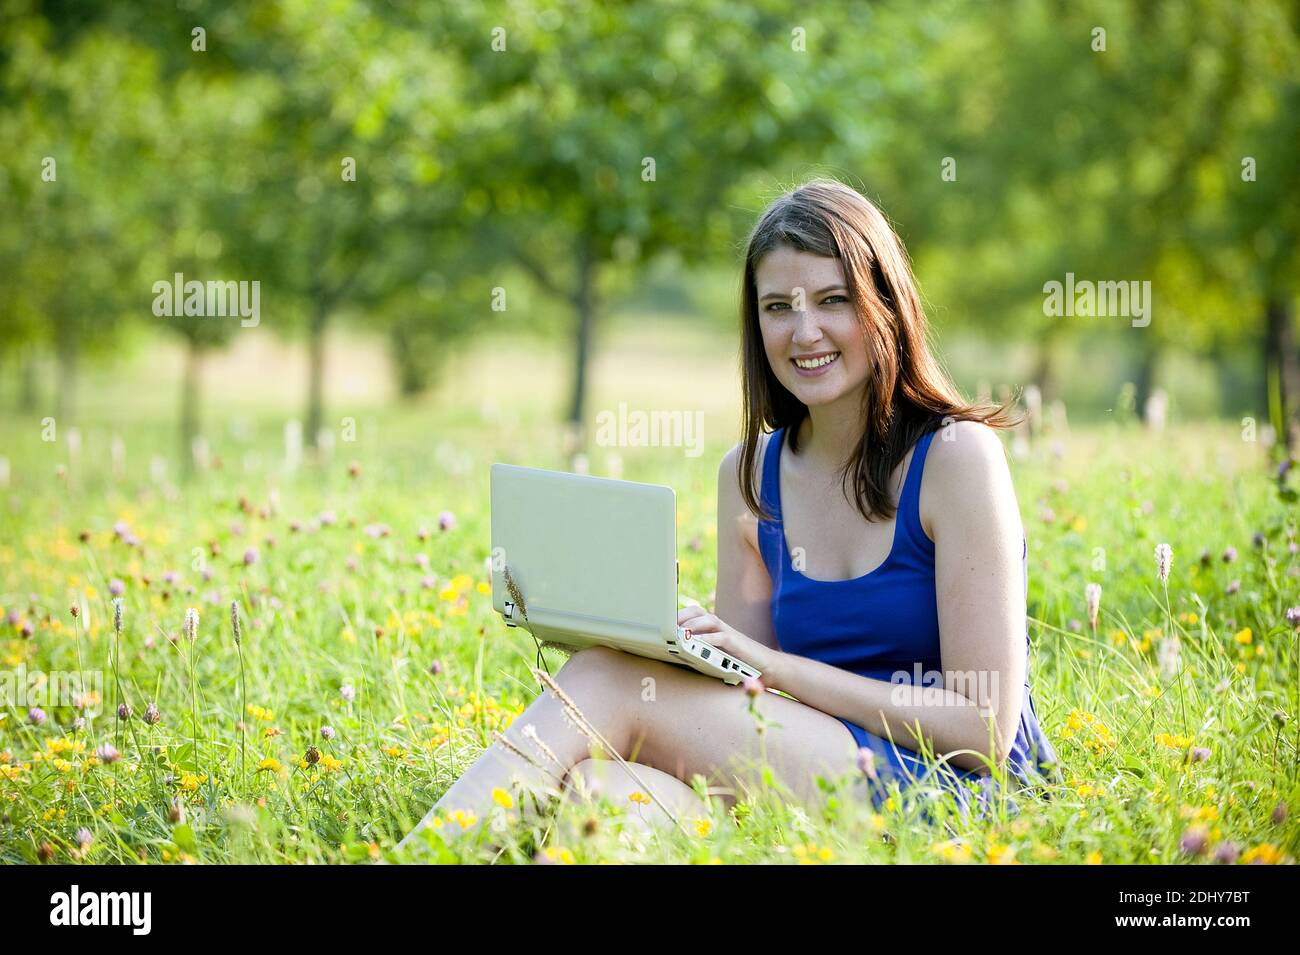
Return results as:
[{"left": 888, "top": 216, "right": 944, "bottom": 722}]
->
[
  {"left": 755, "top": 420, "right": 1028, "bottom": 772},
  {"left": 711, "top": 440, "right": 779, "bottom": 651}
]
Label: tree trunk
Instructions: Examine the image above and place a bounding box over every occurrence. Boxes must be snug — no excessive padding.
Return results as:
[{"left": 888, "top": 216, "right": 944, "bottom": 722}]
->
[
  {"left": 306, "top": 306, "right": 328, "bottom": 448},
  {"left": 1133, "top": 338, "right": 1159, "bottom": 423},
  {"left": 1031, "top": 326, "right": 1060, "bottom": 406},
  {"left": 55, "top": 338, "right": 76, "bottom": 426},
  {"left": 180, "top": 337, "right": 201, "bottom": 478},
  {"left": 390, "top": 324, "right": 431, "bottom": 397},
  {"left": 1265, "top": 294, "right": 1299, "bottom": 452},
  {"left": 19, "top": 348, "right": 37, "bottom": 412},
  {"left": 565, "top": 233, "right": 596, "bottom": 446}
]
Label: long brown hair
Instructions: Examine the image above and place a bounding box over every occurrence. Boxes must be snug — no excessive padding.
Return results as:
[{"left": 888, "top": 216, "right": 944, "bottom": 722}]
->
[{"left": 736, "top": 177, "right": 1025, "bottom": 524}]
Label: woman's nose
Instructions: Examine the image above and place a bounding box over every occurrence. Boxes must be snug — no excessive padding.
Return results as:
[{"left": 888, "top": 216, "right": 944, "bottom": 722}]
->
[{"left": 792, "top": 309, "right": 824, "bottom": 344}]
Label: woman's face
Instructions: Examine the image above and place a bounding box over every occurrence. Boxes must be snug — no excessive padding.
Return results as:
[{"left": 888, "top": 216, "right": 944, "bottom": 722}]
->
[{"left": 754, "top": 245, "right": 870, "bottom": 409}]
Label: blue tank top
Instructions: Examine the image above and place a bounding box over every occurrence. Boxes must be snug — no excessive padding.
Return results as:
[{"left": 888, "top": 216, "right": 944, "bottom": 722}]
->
[{"left": 756, "top": 419, "right": 1061, "bottom": 815}]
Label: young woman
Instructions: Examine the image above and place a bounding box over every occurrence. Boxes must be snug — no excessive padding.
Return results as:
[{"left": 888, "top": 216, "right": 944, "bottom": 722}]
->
[{"left": 399, "top": 177, "right": 1060, "bottom": 849}]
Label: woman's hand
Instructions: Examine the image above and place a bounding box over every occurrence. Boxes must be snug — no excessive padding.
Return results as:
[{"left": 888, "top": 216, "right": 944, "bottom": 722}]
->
[{"left": 676, "top": 604, "right": 784, "bottom": 688}]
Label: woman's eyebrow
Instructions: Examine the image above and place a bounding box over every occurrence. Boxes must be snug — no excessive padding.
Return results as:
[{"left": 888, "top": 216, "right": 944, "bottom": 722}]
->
[{"left": 759, "top": 284, "right": 846, "bottom": 302}]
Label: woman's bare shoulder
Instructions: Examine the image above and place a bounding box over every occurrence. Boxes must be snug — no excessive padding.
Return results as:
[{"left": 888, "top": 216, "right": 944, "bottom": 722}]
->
[
  {"left": 919, "top": 420, "right": 1012, "bottom": 540},
  {"left": 718, "top": 434, "right": 771, "bottom": 549}
]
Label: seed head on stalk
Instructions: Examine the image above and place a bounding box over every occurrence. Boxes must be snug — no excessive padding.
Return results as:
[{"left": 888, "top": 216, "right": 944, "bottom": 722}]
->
[{"left": 503, "top": 565, "right": 528, "bottom": 621}]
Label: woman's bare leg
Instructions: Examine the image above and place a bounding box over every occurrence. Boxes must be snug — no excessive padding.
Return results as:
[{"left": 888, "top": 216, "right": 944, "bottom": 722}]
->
[
  {"left": 397, "top": 645, "right": 865, "bottom": 851},
  {"left": 561, "top": 757, "right": 709, "bottom": 833},
  {"left": 397, "top": 646, "right": 637, "bottom": 850}
]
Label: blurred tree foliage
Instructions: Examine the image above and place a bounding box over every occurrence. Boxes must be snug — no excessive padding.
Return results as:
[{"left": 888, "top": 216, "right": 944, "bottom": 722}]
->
[{"left": 1, "top": 0, "right": 1296, "bottom": 458}]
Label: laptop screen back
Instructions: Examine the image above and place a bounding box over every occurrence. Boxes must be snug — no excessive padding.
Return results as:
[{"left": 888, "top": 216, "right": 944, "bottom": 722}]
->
[{"left": 489, "top": 463, "right": 677, "bottom": 644}]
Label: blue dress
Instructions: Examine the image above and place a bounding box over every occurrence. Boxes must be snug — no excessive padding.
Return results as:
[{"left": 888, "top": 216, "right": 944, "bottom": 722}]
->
[{"left": 756, "top": 418, "right": 1062, "bottom": 820}]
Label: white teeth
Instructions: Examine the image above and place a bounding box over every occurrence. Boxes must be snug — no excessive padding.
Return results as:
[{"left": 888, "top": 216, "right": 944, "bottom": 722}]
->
[{"left": 793, "top": 352, "right": 840, "bottom": 369}]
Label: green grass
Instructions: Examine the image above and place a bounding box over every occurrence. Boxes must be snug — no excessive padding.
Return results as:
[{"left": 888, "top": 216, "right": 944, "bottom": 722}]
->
[{"left": 1, "top": 330, "right": 1298, "bottom": 865}]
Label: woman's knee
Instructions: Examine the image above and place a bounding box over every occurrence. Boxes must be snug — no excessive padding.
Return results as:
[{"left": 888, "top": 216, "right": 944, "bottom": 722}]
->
[
  {"left": 556, "top": 645, "right": 626, "bottom": 686},
  {"left": 546, "top": 648, "right": 645, "bottom": 756},
  {"left": 553, "top": 646, "right": 644, "bottom": 712}
]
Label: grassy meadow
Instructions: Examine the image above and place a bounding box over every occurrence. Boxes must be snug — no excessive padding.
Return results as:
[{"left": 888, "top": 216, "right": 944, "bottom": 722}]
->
[{"left": 1, "top": 322, "right": 1298, "bottom": 865}]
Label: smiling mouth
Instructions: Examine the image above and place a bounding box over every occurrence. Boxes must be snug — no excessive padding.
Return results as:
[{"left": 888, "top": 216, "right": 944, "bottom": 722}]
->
[{"left": 792, "top": 352, "right": 840, "bottom": 369}]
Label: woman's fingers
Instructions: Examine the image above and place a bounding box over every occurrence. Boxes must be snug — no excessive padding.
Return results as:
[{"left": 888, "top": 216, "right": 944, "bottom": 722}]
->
[{"left": 678, "top": 607, "right": 721, "bottom": 632}]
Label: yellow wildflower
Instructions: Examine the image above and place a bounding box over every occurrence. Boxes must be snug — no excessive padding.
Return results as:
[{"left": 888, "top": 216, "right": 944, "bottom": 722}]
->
[
  {"left": 539, "top": 846, "right": 574, "bottom": 864},
  {"left": 448, "top": 808, "right": 477, "bottom": 829},
  {"left": 988, "top": 842, "right": 1017, "bottom": 865},
  {"left": 1241, "top": 844, "right": 1282, "bottom": 865}
]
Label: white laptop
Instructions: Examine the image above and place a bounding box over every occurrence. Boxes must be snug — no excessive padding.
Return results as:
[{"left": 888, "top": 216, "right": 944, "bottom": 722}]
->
[{"left": 489, "top": 462, "right": 762, "bottom": 685}]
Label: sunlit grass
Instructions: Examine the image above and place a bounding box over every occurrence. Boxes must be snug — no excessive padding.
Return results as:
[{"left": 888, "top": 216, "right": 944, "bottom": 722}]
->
[{"left": 1, "top": 332, "right": 1297, "bottom": 864}]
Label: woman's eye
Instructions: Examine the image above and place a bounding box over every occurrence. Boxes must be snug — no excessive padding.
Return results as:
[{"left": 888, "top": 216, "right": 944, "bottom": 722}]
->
[{"left": 764, "top": 296, "right": 847, "bottom": 312}]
